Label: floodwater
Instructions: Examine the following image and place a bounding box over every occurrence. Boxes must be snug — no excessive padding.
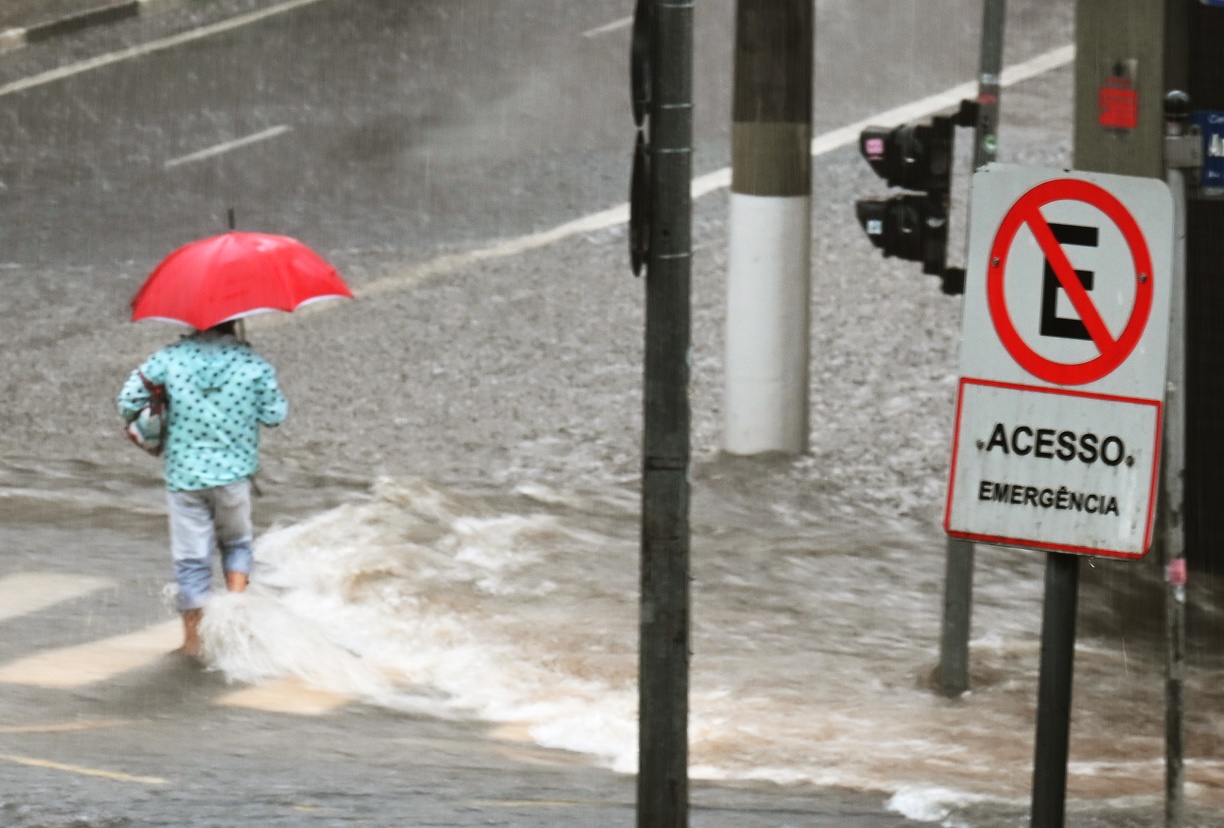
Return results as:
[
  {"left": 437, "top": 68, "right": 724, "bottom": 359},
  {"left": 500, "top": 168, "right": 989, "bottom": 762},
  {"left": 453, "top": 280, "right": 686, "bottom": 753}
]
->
[{"left": 189, "top": 467, "right": 1224, "bottom": 824}]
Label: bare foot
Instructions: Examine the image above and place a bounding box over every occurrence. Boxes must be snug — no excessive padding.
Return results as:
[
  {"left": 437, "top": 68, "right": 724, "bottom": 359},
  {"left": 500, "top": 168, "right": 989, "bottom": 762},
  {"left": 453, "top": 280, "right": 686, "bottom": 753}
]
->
[{"left": 178, "top": 608, "right": 203, "bottom": 660}]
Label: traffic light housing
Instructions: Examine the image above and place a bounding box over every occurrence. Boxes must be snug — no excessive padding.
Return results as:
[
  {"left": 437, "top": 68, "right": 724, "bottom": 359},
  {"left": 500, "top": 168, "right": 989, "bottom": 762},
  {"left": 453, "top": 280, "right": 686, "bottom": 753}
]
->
[
  {"left": 859, "top": 118, "right": 953, "bottom": 193},
  {"left": 854, "top": 111, "right": 967, "bottom": 295},
  {"left": 855, "top": 194, "right": 948, "bottom": 277}
]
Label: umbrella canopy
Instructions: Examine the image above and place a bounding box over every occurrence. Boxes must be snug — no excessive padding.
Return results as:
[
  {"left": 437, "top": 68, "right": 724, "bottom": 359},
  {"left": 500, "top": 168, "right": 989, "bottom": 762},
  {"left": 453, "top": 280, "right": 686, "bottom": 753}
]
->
[{"left": 131, "top": 232, "right": 353, "bottom": 330}]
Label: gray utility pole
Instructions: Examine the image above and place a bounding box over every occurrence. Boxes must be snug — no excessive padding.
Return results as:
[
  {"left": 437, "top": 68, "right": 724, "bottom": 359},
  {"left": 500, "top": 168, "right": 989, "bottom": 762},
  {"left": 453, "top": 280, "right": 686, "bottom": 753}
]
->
[
  {"left": 1073, "top": 0, "right": 1167, "bottom": 178},
  {"left": 937, "top": 0, "right": 1006, "bottom": 699},
  {"left": 723, "top": 0, "right": 813, "bottom": 456},
  {"left": 1071, "top": 3, "right": 1181, "bottom": 825},
  {"left": 633, "top": 0, "right": 693, "bottom": 825}
]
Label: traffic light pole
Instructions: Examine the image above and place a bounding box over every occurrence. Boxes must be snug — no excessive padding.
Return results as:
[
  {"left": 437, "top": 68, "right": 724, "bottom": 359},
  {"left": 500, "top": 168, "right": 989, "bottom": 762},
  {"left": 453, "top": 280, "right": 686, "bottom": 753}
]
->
[
  {"left": 636, "top": 0, "right": 693, "bottom": 826},
  {"left": 936, "top": 0, "right": 1006, "bottom": 699},
  {"left": 937, "top": 538, "right": 975, "bottom": 696},
  {"left": 971, "top": 0, "right": 1005, "bottom": 171}
]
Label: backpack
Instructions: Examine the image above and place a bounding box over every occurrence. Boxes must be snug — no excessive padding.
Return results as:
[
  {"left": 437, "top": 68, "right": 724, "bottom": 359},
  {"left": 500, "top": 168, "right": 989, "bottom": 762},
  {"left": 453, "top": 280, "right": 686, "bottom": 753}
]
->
[{"left": 124, "top": 371, "right": 169, "bottom": 456}]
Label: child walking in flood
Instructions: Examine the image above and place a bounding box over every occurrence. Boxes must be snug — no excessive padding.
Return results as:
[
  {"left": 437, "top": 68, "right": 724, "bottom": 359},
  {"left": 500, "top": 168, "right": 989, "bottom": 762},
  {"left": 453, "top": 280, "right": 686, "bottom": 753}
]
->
[{"left": 118, "top": 321, "right": 287, "bottom": 658}]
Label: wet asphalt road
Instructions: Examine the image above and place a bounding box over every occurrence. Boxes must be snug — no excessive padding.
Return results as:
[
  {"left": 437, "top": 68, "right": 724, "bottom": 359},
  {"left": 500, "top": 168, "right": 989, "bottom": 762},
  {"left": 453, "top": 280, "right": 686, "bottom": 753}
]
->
[
  {"left": 0, "top": 0, "right": 723, "bottom": 271},
  {"left": 0, "top": 1, "right": 1103, "bottom": 826},
  {"left": 0, "top": 0, "right": 1074, "bottom": 276}
]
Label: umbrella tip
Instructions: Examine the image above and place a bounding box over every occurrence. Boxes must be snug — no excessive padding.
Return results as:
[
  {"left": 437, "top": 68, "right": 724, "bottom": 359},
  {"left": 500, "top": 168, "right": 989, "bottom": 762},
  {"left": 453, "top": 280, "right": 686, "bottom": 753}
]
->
[{"left": 227, "top": 207, "right": 236, "bottom": 231}]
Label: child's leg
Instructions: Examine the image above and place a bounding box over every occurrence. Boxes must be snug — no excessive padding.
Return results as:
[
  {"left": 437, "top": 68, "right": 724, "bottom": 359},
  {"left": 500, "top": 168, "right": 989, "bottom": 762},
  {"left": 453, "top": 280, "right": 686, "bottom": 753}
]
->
[
  {"left": 214, "top": 479, "right": 254, "bottom": 591},
  {"left": 166, "top": 489, "right": 216, "bottom": 656}
]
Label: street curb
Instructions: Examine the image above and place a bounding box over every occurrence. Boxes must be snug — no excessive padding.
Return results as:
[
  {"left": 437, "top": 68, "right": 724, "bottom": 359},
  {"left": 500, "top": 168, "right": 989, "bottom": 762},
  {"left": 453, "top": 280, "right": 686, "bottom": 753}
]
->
[{"left": 0, "top": 0, "right": 185, "bottom": 53}]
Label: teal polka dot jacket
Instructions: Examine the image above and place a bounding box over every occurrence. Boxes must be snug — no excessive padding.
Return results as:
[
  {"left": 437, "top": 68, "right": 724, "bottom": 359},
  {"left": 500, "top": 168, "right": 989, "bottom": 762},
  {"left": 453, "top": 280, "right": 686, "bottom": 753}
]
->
[{"left": 118, "top": 333, "right": 288, "bottom": 492}]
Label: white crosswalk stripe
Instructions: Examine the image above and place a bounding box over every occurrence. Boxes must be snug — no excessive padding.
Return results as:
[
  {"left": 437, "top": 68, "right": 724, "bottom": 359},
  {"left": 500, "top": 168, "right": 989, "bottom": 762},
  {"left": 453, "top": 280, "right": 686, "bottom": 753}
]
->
[
  {"left": 0, "top": 572, "right": 114, "bottom": 623},
  {"left": 0, "top": 572, "right": 352, "bottom": 714},
  {"left": 217, "top": 678, "right": 349, "bottom": 715},
  {"left": 0, "top": 620, "right": 180, "bottom": 687}
]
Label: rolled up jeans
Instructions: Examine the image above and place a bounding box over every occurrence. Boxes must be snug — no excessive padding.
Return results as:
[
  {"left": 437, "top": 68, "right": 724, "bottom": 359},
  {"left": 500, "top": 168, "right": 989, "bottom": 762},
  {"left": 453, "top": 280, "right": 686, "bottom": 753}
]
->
[{"left": 167, "top": 479, "right": 253, "bottom": 611}]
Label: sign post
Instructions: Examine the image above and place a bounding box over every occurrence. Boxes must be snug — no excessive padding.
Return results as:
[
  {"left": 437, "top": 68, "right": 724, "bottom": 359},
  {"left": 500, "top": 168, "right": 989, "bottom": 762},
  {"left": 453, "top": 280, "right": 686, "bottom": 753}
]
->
[
  {"left": 1031, "top": 550, "right": 1080, "bottom": 828},
  {"left": 1162, "top": 89, "right": 1202, "bottom": 828},
  {"left": 946, "top": 164, "right": 1174, "bottom": 827}
]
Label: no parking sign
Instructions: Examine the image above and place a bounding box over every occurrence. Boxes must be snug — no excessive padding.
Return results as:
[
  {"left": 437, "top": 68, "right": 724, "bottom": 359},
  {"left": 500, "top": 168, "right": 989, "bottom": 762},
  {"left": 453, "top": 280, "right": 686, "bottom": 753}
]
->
[{"left": 945, "top": 164, "right": 1174, "bottom": 559}]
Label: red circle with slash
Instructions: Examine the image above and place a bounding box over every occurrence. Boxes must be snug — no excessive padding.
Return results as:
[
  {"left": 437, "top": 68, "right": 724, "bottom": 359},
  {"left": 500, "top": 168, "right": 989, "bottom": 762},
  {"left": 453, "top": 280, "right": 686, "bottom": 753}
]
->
[{"left": 986, "top": 178, "right": 1154, "bottom": 386}]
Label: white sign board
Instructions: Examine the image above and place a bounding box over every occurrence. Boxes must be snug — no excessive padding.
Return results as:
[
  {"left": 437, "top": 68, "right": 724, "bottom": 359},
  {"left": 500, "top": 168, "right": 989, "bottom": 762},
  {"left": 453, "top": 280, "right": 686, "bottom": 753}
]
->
[{"left": 945, "top": 164, "right": 1173, "bottom": 559}]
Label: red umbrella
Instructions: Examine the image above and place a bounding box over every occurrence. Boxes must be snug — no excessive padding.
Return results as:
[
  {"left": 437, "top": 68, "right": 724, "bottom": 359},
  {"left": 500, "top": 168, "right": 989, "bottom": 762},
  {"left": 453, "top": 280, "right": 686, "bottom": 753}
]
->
[{"left": 131, "top": 232, "right": 353, "bottom": 330}]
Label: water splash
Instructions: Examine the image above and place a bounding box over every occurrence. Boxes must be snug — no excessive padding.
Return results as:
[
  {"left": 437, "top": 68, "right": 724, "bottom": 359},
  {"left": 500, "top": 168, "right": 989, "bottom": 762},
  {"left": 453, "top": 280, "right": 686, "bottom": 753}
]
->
[{"left": 191, "top": 476, "right": 1224, "bottom": 819}]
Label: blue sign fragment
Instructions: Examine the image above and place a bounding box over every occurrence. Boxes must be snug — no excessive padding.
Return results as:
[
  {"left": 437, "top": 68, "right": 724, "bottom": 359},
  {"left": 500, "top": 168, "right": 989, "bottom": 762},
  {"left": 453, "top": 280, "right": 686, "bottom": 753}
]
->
[{"left": 1193, "top": 110, "right": 1224, "bottom": 196}]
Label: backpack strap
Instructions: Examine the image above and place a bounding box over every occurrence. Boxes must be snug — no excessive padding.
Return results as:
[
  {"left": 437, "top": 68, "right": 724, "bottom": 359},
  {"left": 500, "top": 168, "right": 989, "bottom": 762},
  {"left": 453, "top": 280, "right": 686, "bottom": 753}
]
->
[
  {"left": 137, "top": 370, "right": 166, "bottom": 404},
  {"left": 126, "top": 371, "right": 169, "bottom": 457}
]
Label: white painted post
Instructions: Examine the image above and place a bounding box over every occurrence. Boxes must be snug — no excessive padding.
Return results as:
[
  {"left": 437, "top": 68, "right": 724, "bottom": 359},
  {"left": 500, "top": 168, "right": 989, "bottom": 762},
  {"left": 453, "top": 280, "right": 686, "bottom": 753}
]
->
[
  {"left": 724, "top": 194, "right": 811, "bottom": 453},
  {"left": 723, "top": 0, "right": 813, "bottom": 456}
]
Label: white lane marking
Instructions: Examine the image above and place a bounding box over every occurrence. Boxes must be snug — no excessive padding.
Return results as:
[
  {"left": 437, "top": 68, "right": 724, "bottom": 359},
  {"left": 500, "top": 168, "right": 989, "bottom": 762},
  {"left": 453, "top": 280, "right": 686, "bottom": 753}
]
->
[
  {"left": 583, "top": 16, "right": 633, "bottom": 38},
  {"left": 0, "top": 573, "right": 114, "bottom": 623},
  {"left": 1003, "top": 44, "right": 1077, "bottom": 86},
  {"left": 217, "top": 677, "right": 350, "bottom": 715},
  {"left": 354, "top": 44, "right": 1075, "bottom": 301},
  {"left": 0, "top": 719, "right": 130, "bottom": 734},
  {"left": 0, "top": 753, "right": 167, "bottom": 785},
  {"left": 0, "top": 0, "right": 329, "bottom": 99},
  {"left": 164, "top": 124, "right": 292, "bottom": 169},
  {"left": 0, "top": 620, "right": 179, "bottom": 687},
  {"left": 355, "top": 203, "right": 631, "bottom": 300}
]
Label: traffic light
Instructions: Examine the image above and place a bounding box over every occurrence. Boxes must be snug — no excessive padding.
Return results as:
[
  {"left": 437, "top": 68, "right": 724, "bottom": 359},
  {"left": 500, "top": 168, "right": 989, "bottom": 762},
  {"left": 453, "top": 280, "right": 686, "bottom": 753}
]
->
[
  {"left": 859, "top": 119, "right": 953, "bottom": 192},
  {"left": 854, "top": 110, "right": 970, "bottom": 295},
  {"left": 855, "top": 193, "right": 948, "bottom": 276}
]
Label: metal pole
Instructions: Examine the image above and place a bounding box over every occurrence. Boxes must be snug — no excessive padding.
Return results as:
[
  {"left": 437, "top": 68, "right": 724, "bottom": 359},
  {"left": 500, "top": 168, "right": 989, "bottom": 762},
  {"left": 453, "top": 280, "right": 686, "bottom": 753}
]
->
[
  {"left": 938, "top": 0, "right": 1005, "bottom": 699},
  {"left": 1030, "top": 551, "right": 1080, "bottom": 828},
  {"left": 972, "top": 0, "right": 1006, "bottom": 170},
  {"left": 1162, "top": 167, "right": 1187, "bottom": 828},
  {"left": 637, "top": 0, "right": 693, "bottom": 825},
  {"left": 1161, "top": 88, "right": 1197, "bottom": 828},
  {"left": 938, "top": 538, "right": 974, "bottom": 696}
]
